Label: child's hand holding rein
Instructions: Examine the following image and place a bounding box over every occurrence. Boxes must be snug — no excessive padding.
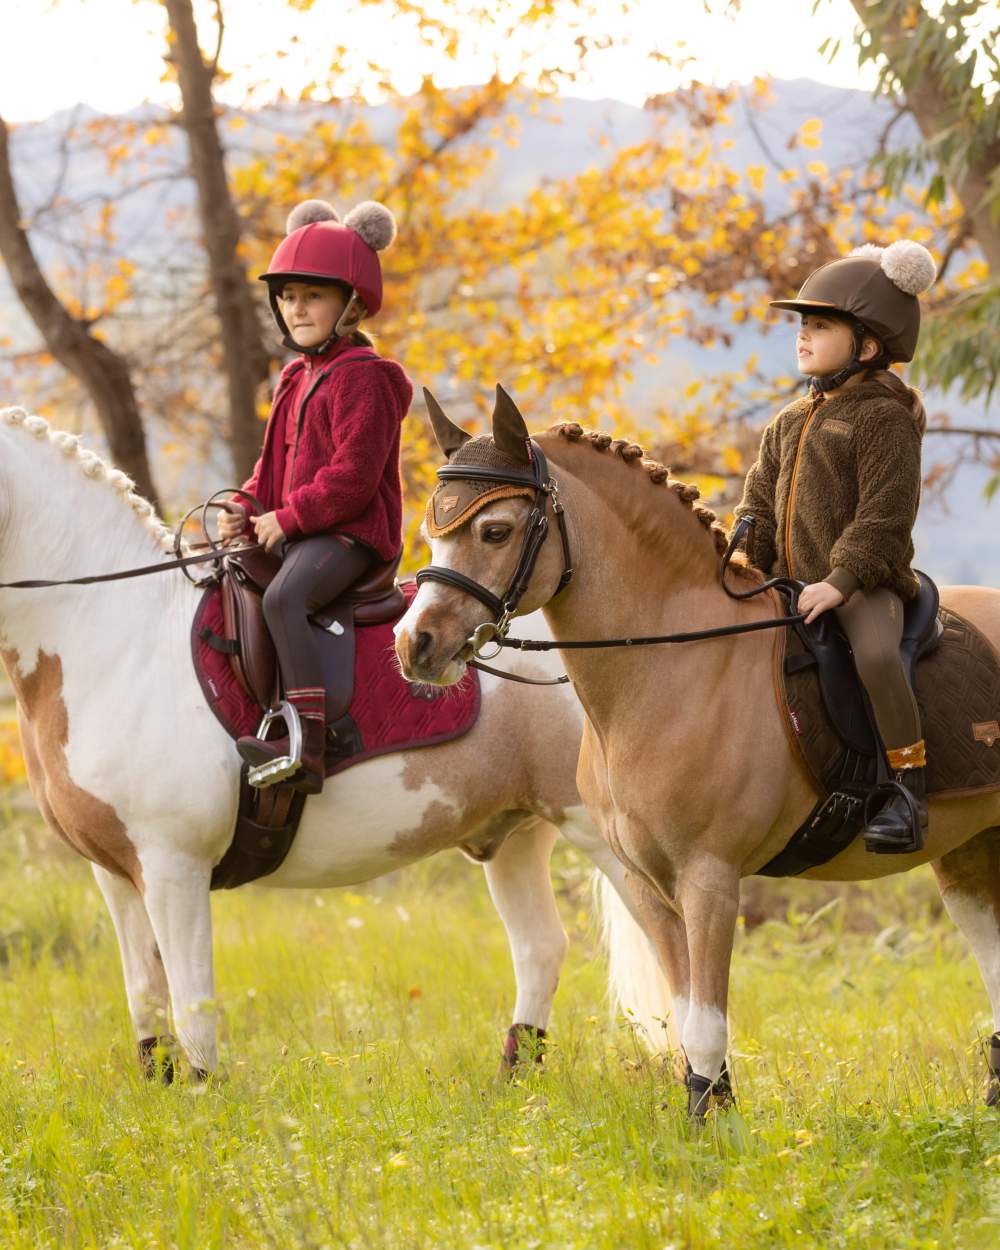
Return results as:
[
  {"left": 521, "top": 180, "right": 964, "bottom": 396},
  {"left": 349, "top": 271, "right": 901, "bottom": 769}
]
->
[
  {"left": 218, "top": 504, "right": 247, "bottom": 543},
  {"left": 250, "top": 511, "right": 287, "bottom": 554},
  {"left": 798, "top": 581, "right": 845, "bottom": 624}
]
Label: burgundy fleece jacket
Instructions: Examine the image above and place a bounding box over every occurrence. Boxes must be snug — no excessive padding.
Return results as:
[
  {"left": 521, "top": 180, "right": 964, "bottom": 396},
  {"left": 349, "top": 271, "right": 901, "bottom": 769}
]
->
[{"left": 238, "top": 339, "right": 413, "bottom": 561}]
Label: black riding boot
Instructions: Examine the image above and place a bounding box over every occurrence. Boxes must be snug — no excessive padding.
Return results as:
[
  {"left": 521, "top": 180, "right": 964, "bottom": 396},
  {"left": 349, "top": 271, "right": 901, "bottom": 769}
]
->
[{"left": 863, "top": 766, "right": 928, "bottom": 854}]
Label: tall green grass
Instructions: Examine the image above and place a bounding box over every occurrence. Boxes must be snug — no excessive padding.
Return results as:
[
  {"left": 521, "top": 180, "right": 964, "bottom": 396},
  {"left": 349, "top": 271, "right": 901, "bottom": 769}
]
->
[{"left": 0, "top": 797, "right": 998, "bottom": 1249}]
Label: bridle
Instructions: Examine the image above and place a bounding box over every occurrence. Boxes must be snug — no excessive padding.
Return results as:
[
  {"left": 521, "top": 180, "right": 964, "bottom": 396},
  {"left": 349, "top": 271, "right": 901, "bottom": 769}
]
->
[
  {"left": 414, "top": 442, "right": 810, "bottom": 687},
  {"left": 415, "top": 439, "right": 574, "bottom": 683}
]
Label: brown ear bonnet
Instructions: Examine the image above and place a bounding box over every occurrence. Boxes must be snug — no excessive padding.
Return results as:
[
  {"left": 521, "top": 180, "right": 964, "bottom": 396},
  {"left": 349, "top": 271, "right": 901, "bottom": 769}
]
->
[{"left": 426, "top": 436, "right": 536, "bottom": 537}]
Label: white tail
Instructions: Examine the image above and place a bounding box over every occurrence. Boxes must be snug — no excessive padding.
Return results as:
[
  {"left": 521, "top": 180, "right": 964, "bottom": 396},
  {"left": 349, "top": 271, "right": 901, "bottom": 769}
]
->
[{"left": 595, "top": 873, "right": 678, "bottom": 1055}]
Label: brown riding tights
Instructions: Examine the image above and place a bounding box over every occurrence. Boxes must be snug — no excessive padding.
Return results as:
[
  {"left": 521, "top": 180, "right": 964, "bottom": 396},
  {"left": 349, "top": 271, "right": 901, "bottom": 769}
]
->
[{"left": 833, "top": 587, "right": 921, "bottom": 751}]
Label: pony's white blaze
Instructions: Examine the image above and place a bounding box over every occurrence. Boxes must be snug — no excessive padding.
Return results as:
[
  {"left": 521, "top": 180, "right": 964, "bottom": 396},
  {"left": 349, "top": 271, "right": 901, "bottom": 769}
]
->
[{"left": 0, "top": 409, "right": 667, "bottom": 1074}]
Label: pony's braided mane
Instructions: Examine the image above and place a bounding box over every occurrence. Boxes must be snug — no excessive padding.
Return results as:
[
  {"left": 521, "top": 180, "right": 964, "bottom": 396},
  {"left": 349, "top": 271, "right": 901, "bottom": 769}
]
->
[
  {"left": 555, "top": 421, "right": 757, "bottom": 579},
  {"left": 0, "top": 407, "right": 174, "bottom": 551}
]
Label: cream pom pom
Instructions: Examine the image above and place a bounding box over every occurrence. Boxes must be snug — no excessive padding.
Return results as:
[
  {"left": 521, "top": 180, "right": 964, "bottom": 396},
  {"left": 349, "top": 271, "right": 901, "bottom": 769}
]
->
[
  {"left": 286, "top": 200, "right": 340, "bottom": 234},
  {"left": 850, "top": 243, "right": 884, "bottom": 262},
  {"left": 880, "top": 239, "right": 936, "bottom": 295},
  {"left": 343, "top": 200, "right": 397, "bottom": 251}
]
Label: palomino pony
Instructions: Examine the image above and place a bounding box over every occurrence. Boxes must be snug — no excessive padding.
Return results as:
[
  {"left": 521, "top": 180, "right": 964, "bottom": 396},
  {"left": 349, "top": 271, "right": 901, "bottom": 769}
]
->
[
  {"left": 0, "top": 406, "right": 665, "bottom": 1078},
  {"left": 395, "top": 388, "right": 1000, "bottom": 1113}
]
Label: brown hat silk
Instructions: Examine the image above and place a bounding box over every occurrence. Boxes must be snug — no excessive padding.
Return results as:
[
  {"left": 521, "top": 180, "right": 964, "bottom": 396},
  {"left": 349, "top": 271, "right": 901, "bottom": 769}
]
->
[{"left": 770, "top": 254, "right": 922, "bottom": 362}]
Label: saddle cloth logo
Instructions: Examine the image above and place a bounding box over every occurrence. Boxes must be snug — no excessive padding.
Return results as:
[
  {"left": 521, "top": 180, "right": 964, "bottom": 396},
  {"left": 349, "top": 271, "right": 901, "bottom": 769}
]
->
[
  {"left": 973, "top": 720, "right": 1000, "bottom": 748},
  {"left": 440, "top": 495, "right": 460, "bottom": 513}
]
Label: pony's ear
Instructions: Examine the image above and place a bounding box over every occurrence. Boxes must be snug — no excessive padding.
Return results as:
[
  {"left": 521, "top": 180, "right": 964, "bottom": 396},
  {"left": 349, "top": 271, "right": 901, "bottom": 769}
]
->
[
  {"left": 423, "top": 387, "right": 471, "bottom": 458},
  {"left": 491, "top": 384, "right": 531, "bottom": 463}
]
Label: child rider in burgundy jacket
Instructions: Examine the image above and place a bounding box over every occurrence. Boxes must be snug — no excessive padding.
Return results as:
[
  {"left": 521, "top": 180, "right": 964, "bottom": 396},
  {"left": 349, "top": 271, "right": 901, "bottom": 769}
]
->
[{"left": 218, "top": 198, "right": 413, "bottom": 795}]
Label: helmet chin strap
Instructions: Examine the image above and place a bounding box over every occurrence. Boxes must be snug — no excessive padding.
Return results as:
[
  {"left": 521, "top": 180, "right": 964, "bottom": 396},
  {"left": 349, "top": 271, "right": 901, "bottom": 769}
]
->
[
  {"left": 809, "top": 323, "right": 889, "bottom": 393},
  {"left": 280, "top": 290, "right": 366, "bottom": 357}
]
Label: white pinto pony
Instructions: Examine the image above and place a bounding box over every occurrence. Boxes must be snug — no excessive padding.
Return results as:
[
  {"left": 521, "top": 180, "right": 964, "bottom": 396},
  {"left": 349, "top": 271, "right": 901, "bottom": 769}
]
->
[{"left": 0, "top": 407, "right": 665, "bottom": 1077}]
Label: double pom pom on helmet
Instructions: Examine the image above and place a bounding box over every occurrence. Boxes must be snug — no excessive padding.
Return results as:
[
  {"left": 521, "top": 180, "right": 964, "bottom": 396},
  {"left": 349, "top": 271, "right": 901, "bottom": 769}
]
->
[
  {"left": 285, "top": 198, "right": 397, "bottom": 252},
  {"left": 850, "top": 240, "right": 937, "bottom": 297}
]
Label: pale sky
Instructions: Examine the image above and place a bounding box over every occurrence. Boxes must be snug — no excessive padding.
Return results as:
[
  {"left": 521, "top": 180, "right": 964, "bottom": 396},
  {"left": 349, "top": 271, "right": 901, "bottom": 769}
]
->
[{"left": 0, "top": 0, "right": 878, "bottom": 123}]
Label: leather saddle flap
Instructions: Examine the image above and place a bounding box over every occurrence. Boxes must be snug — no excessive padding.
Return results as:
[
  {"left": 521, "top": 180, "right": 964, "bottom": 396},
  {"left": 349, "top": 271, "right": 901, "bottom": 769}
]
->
[
  {"left": 787, "top": 571, "right": 941, "bottom": 756},
  {"left": 220, "top": 561, "right": 277, "bottom": 708}
]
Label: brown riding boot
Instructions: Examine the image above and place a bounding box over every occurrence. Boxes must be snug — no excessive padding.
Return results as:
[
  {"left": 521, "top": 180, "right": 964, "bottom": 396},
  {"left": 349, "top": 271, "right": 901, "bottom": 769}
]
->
[
  {"left": 236, "top": 717, "right": 327, "bottom": 795},
  {"left": 236, "top": 687, "right": 328, "bottom": 795}
]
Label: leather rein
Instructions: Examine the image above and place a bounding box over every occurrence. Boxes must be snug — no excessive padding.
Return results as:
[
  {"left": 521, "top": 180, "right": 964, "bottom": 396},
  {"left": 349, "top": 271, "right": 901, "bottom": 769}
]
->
[
  {"left": 415, "top": 440, "right": 810, "bottom": 687},
  {"left": 0, "top": 490, "right": 264, "bottom": 591}
]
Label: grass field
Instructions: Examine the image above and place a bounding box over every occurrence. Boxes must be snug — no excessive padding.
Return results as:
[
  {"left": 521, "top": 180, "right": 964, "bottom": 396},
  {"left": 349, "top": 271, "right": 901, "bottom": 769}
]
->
[{"left": 1, "top": 779, "right": 999, "bottom": 1249}]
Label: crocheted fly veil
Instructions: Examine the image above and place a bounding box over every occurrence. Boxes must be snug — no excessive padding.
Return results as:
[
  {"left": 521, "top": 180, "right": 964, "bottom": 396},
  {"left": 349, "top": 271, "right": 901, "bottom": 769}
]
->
[{"left": 426, "top": 436, "right": 536, "bottom": 537}]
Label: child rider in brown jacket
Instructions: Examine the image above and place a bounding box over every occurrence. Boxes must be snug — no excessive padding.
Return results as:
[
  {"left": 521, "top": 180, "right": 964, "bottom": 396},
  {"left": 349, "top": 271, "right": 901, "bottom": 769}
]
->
[{"left": 735, "top": 240, "right": 937, "bottom": 854}]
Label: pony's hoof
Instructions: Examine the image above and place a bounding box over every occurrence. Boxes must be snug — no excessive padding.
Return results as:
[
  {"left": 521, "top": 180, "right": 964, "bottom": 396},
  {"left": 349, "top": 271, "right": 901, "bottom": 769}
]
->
[
  {"left": 684, "top": 1060, "right": 735, "bottom": 1118},
  {"left": 138, "top": 1035, "right": 175, "bottom": 1086},
  {"left": 987, "top": 1079, "right": 1000, "bottom": 1107},
  {"left": 497, "top": 1023, "right": 547, "bottom": 1079}
]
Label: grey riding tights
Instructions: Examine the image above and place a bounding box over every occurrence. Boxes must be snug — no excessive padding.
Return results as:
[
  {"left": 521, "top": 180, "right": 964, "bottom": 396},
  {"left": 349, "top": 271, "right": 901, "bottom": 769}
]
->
[
  {"left": 262, "top": 534, "right": 374, "bottom": 693},
  {"left": 834, "top": 586, "right": 922, "bottom": 751}
]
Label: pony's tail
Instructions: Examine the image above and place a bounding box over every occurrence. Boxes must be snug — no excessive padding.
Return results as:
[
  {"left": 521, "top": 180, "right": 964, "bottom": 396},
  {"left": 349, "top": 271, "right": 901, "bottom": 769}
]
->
[{"left": 595, "top": 872, "right": 677, "bottom": 1055}]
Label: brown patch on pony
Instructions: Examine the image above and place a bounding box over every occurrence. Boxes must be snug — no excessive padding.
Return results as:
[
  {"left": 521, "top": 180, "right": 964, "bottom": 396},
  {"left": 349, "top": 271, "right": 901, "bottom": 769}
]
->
[
  {"left": 555, "top": 422, "right": 760, "bottom": 581},
  {"left": 0, "top": 645, "right": 142, "bottom": 889}
]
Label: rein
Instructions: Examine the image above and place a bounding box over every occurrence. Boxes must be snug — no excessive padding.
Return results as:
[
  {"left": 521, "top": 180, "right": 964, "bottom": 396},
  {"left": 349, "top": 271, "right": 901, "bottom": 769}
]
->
[
  {"left": 416, "top": 443, "right": 810, "bottom": 686},
  {"left": 0, "top": 491, "right": 264, "bottom": 590}
]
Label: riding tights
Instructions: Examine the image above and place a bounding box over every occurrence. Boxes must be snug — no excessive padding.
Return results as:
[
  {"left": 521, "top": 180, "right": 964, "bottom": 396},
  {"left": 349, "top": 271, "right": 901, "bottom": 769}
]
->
[
  {"left": 833, "top": 587, "right": 921, "bottom": 751},
  {"left": 262, "top": 533, "right": 374, "bottom": 694}
]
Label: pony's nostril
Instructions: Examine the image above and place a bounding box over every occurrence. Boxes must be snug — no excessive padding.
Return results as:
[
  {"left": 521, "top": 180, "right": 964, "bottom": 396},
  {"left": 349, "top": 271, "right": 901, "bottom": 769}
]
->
[{"left": 414, "top": 631, "right": 433, "bottom": 665}]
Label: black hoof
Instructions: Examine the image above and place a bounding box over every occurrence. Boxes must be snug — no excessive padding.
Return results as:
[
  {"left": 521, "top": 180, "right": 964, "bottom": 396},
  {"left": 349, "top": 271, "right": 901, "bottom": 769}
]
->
[
  {"left": 498, "top": 1023, "right": 547, "bottom": 1078},
  {"left": 138, "top": 1036, "right": 175, "bottom": 1086},
  {"left": 685, "top": 1059, "right": 735, "bottom": 1118}
]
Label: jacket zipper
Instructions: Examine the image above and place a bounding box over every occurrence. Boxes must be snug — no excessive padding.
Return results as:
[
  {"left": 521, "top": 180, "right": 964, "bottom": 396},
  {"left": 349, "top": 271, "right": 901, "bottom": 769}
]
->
[
  {"left": 285, "top": 351, "right": 379, "bottom": 496},
  {"left": 783, "top": 397, "right": 822, "bottom": 580}
]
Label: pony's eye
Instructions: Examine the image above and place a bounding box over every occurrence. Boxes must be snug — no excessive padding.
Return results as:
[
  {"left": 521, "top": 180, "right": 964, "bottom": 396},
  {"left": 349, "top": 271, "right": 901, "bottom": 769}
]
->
[{"left": 482, "top": 524, "right": 512, "bottom": 544}]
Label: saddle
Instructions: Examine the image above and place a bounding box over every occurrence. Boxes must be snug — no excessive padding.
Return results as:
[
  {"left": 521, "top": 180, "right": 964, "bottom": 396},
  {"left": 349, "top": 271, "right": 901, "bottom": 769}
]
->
[
  {"left": 201, "top": 542, "right": 406, "bottom": 891},
  {"left": 205, "top": 542, "right": 406, "bottom": 735},
  {"left": 758, "top": 572, "right": 942, "bottom": 876}
]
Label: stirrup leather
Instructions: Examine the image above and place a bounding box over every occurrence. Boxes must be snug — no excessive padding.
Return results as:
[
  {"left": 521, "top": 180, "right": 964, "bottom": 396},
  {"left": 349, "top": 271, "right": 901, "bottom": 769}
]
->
[{"left": 246, "top": 701, "right": 303, "bottom": 789}]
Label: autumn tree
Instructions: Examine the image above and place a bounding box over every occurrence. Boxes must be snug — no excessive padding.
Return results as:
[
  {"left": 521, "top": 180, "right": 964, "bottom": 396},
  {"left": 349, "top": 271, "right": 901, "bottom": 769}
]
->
[
  {"left": 0, "top": 113, "right": 160, "bottom": 505},
  {"left": 847, "top": 0, "right": 999, "bottom": 402},
  {"left": 162, "top": 0, "right": 272, "bottom": 480}
]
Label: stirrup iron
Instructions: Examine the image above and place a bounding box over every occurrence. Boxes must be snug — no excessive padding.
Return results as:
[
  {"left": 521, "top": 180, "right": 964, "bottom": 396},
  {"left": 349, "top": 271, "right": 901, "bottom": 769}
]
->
[{"left": 247, "top": 700, "right": 304, "bottom": 789}]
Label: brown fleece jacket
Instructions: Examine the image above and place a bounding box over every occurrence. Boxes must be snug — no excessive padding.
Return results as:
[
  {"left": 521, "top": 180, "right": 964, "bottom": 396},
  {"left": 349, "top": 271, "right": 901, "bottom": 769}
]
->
[{"left": 734, "top": 378, "right": 923, "bottom": 603}]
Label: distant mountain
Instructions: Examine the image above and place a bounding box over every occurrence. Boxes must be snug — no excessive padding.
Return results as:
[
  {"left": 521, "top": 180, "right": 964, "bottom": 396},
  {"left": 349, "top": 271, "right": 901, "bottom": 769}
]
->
[{"left": 1, "top": 81, "right": 996, "bottom": 584}]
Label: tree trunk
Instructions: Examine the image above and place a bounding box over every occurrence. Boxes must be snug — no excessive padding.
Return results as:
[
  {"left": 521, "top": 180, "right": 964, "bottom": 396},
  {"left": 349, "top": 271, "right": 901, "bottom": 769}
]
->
[
  {"left": 0, "top": 116, "right": 160, "bottom": 507},
  {"left": 163, "top": 0, "right": 271, "bottom": 482},
  {"left": 849, "top": 0, "right": 1000, "bottom": 272}
]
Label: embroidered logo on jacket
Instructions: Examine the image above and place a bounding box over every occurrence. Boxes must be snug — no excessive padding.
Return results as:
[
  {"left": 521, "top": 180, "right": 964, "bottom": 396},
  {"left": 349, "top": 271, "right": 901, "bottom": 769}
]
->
[{"left": 821, "top": 419, "right": 851, "bottom": 436}]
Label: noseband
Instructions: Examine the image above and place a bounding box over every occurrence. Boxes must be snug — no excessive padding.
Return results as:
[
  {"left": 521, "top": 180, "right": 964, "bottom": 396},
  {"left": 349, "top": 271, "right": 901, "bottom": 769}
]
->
[{"left": 415, "top": 440, "right": 573, "bottom": 662}]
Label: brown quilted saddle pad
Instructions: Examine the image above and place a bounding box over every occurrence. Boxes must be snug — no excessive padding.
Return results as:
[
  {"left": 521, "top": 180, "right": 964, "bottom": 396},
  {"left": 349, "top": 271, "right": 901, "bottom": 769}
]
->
[{"left": 783, "top": 605, "right": 1000, "bottom": 799}]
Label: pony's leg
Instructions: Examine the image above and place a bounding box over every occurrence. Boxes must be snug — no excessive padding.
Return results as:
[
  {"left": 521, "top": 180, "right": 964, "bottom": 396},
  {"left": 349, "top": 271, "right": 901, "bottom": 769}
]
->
[
  {"left": 931, "top": 827, "right": 1000, "bottom": 1104},
  {"left": 677, "top": 864, "right": 740, "bottom": 1117},
  {"left": 92, "top": 864, "right": 174, "bottom": 1083},
  {"left": 482, "top": 818, "right": 568, "bottom": 1072},
  {"left": 139, "top": 852, "right": 218, "bottom": 1077}
]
